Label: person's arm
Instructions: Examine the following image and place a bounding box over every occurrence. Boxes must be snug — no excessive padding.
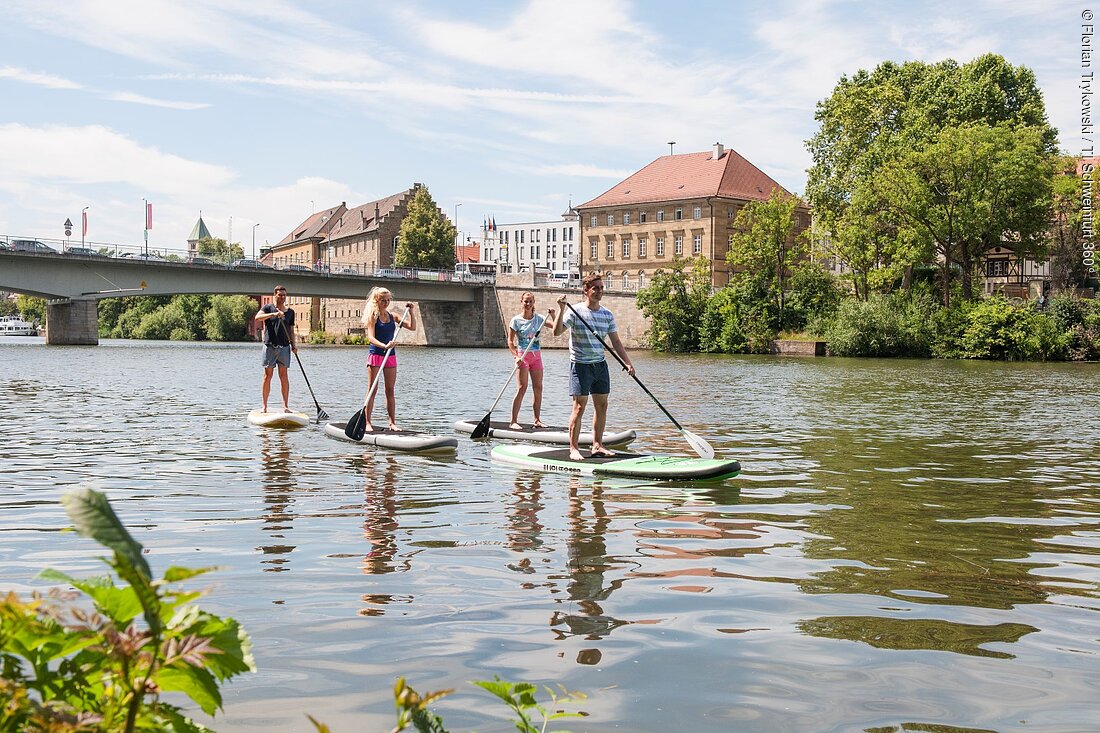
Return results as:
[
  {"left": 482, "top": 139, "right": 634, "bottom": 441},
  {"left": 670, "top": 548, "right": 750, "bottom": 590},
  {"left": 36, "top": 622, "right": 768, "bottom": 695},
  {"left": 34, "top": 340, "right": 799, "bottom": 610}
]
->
[
  {"left": 507, "top": 324, "right": 519, "bottom": 357},
  {"left": 553, "top": 295, "right": 569, "bottom": 336},
  {"left": 543, "top": 308, "right": 558, "bottom": 331},
  {"left": 255, "top": 304, "right": 278, "bottom": 321},
  {"left": 608, "top": 332, "right": 635, "bottom": 376},
  {"left": 400, "top": 303, "right": 417, "bottom": 332}
]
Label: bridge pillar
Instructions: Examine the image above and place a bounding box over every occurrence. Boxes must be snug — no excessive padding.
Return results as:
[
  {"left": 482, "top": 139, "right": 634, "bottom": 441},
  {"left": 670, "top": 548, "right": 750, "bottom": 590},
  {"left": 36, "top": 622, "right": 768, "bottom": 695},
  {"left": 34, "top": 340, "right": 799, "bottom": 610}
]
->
[{"left": 45, "top": 298, "right": 99, "bottom": 345}]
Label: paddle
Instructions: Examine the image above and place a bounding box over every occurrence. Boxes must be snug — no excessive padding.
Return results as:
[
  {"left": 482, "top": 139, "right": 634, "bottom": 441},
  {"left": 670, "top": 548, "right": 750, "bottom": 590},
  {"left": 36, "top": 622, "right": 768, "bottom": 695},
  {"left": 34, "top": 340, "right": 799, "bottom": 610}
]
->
[
  {"left": 277, "top": 317, "right": 329, "bottom": 423},
  {"left": 469, "top": 312, "right": 550, "bottom": 439},
  {"left": 561, "top": 301, "right": 716, "bottom": 460},
  {"left": 346, "top": 305, "right": 411, "bottom": 440}
]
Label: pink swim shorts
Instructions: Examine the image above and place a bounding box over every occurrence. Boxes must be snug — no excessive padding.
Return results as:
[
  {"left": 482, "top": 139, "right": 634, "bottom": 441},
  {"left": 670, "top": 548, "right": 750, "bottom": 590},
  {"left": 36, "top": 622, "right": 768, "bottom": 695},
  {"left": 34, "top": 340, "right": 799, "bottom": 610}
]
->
[
  {"left": 518, "top": 350, "right": 543, "bottom": 371},
  {"left": 367, "top": 353, "right": 397, "bottom": 368}
]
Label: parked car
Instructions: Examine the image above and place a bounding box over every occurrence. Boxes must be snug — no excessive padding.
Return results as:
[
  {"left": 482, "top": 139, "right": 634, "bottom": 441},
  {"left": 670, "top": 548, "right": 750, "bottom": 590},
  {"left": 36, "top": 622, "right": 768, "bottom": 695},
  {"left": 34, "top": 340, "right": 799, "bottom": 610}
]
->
[
  {"left": 0, "top": 242, "right": 9, "bottom": 251},
  {"left": 65, "top": 247, "right": 105, "bottom": 257},
  {"left": 283, "top": 264, "right": 313, "bottom": 273},
  {"left": 117, "top": 251, "right": 166, "bottom": 262},
  {"left": 231, "top": 258, "right": 274, "bottom": 270},
  {"left": 187, "top": 256, "right": 215, "bottom": 265},
  {"left": 373, "top": 268, "right": 407, "bottom": 279},
  {"left": 9, "top": 239, "right": 57, "bottom": 253},
  {"left": 339, "top": 267, "right": 359, "bottom": 275}
]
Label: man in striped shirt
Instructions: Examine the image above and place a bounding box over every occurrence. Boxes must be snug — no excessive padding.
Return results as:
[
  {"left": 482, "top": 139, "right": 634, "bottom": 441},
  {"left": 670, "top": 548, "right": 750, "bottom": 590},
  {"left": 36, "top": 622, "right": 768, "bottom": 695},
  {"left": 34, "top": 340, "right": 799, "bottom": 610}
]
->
[{"left": 554, "top": 273, "right": 635, "bottom": 460}]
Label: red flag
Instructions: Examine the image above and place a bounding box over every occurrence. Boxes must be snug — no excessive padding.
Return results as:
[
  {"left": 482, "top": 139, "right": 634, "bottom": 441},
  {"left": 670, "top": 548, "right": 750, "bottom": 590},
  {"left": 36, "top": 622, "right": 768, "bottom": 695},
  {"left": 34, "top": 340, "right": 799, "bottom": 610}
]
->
[
  {"left": 82, "top": 210, "right": 88, "bottom": 236},
  {"left": 146, "top": 202, "right": 153, "bottom": 230}
]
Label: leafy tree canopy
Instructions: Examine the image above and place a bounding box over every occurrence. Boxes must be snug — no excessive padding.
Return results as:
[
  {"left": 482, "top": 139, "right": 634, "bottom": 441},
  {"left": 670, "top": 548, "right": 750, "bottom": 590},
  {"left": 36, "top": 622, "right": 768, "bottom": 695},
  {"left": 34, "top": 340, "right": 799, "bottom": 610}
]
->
[
  {"left": 197, "top": 236, "right": 244, "bottom": 264},
  {"left": 395, "top": 186, "right": 457, "bottom": 269}
]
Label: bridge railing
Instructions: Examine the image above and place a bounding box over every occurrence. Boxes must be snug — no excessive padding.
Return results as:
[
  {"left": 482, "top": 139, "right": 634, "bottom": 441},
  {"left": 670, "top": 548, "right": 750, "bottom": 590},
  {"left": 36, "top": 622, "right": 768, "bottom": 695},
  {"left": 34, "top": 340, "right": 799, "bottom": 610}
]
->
[{"left": 1, "top": 235, "right": 495, "bottom": 285}]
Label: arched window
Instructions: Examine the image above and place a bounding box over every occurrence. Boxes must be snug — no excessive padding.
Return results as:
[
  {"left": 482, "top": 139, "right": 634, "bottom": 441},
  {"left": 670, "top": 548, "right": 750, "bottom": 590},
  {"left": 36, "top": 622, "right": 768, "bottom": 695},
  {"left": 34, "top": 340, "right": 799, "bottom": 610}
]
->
[
  {"left": 621, "top": 270, "right": 629, "bottom": 290},
  {"left": 637, "top": 270, "right": 646, "bottom": 289}
]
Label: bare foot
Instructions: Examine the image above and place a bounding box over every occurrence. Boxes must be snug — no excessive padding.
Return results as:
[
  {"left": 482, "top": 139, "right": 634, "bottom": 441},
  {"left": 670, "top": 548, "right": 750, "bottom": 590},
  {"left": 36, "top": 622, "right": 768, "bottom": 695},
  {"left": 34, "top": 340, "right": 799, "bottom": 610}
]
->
[
  {"left": 509, "top": 422, "right": 523, "bottom": 430},
  {"left": 590, "top": 446, "right": 615, "bottom": 458},
  {"left": 569, "top": 449, "right": 585, "bottom": 461},
  {"left": 389, "top": 424, "right": 402, "bottom": 432},
  {"left": 364, "top": 423, "right": 375, "bottom": 433},
  {"left": 533, "top": 420, "right": 547, "bottom": 428},
  {"left": 260, "top": 407, "right": 268, "bottom": 413},
  {"left": 282, "top": 406, "right": 290, "bottom": 413}
]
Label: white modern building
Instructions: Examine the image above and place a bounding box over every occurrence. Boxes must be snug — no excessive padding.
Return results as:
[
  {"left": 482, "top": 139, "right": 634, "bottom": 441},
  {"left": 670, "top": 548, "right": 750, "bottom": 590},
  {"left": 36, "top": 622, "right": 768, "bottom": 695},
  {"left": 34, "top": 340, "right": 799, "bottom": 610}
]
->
[{"left": 477, "top": 209, "right": 579, "bottom": 276}]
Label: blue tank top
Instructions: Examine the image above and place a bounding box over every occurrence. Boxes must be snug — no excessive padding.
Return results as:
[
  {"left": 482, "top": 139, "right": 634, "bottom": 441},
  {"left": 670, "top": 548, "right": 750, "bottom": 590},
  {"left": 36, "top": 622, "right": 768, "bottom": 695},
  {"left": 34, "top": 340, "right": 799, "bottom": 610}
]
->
[{"left": 368, "top": 315, "right": 397, "bottom": 356}]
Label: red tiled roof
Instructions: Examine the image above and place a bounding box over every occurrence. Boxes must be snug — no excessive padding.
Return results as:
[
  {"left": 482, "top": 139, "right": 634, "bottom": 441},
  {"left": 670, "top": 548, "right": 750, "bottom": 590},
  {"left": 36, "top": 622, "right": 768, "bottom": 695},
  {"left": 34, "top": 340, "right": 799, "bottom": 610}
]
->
[
  {"left": 456, "top": 243, "right": 480, "bottom": 263},
  {"left": 579, "top": 149, "right": 794, "bottom": 209}
]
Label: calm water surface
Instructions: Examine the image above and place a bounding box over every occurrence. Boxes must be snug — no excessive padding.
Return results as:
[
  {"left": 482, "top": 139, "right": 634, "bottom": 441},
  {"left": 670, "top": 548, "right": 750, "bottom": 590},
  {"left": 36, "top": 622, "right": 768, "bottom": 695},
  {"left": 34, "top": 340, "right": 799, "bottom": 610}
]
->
[{"left": 1, "top": 337, "right": 1098, "bottom": 732}]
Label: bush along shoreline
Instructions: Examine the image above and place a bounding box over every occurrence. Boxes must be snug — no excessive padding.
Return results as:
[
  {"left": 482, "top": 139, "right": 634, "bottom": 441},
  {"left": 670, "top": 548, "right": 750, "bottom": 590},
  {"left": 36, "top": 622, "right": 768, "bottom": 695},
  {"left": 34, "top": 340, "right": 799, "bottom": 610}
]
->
[{"left": 636, "top": 256, "right": 1100, "bottom": 362}]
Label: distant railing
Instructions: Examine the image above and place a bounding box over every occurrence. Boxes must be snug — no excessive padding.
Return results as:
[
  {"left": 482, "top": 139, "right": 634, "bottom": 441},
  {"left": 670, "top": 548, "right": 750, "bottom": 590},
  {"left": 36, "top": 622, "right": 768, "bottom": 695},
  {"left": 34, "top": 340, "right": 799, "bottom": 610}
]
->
[{"left": 0, "top": 235, "right": 495, "bottom": 285}]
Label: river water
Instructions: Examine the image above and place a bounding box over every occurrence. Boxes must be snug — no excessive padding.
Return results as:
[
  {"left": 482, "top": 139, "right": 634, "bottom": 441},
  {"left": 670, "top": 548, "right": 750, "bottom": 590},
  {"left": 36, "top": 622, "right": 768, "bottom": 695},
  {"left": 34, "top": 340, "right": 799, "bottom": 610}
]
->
[{"left": 1, "top": 337, "right": 1098, "bottom": 732}]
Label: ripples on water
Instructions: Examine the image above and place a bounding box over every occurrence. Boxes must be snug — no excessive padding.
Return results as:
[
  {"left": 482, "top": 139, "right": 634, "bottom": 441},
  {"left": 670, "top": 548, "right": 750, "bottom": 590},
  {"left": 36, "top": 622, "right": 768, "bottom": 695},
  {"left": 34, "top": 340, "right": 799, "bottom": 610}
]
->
[{"left": 1, "top": 338, "right": 1098, "bottom": 732}]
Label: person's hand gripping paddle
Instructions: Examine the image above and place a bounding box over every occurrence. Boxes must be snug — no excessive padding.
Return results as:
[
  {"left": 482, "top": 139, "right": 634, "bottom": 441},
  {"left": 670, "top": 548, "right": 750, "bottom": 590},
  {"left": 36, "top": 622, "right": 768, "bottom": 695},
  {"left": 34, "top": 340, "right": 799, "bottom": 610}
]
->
[
  {"left": 561, "top": 300, "right": 716, "bottom": 459},
  {"left": 345, "top": 305, "right": 411, "bottom": 440},
  {"left": 469, "top": 313, "right": 549, "bottom": 440}
]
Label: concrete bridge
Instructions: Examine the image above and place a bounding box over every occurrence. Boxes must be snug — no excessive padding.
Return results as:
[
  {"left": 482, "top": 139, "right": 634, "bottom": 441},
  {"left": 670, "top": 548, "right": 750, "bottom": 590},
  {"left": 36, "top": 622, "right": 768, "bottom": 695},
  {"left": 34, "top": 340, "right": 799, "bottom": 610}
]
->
[{"left": 0, "top": 250, "right": 483, "bottom": 345}]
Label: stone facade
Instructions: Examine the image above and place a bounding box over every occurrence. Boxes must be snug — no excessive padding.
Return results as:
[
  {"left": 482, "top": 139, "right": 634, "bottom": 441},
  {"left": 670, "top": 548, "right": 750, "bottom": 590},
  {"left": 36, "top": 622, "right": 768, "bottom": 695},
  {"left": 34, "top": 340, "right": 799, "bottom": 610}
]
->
[{"left": 45, "top": 298, "right": 98, "bottom": 345}]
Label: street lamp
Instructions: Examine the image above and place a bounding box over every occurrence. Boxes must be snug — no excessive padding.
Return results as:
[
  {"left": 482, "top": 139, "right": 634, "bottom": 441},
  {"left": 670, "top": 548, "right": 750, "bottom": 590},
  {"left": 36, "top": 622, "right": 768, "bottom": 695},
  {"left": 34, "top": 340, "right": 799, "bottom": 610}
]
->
[
  {"left": 454, "top": 203, "right": 462, "bottom": 264},
  {"left": 252, "top": 223, "right": 260, "bottom": 261}
]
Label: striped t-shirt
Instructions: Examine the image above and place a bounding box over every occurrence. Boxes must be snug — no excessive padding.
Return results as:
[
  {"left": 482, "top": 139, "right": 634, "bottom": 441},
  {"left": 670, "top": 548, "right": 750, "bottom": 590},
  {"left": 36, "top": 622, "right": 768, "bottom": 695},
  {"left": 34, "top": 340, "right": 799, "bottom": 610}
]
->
[{"left": 562, "top": 304, "right": 616, "bottom": 364}]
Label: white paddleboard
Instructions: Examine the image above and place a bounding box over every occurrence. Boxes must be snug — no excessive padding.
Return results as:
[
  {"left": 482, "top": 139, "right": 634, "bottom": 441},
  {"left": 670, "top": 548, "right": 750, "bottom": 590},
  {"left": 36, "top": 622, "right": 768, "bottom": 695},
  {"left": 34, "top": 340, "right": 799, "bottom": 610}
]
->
[{"left": 248, "top": 410, "right": 310, "bottom": 428}]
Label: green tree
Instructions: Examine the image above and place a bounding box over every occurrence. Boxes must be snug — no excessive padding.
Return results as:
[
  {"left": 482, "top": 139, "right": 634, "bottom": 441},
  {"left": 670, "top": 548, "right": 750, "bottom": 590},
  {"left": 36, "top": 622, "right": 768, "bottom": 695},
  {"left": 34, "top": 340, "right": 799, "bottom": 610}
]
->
[
  {"left": 1049, "top": 156, "right": 1091, "bottom": 292},
  {"left": 15, "top": 295, "right": 46, "bottom": 326},
  {"left": 204, "top": 295, "right": 257, "bottom": 341},
  {"left": 0, "top": 295, "right": 17, "bottom": 317},
  {"left": 727, "top": 189, "right": 807, "bottom": 324},
  {"left": 197, "top": 236, "right": 244, "bottom": 265},
  {"left": 875, "top": 123, "right": 1053, "bottom": 305},
  {"left": 395, "top": 186, "right": 457, "bottom": 269},
  {"left": 806, "top": 54, "right": 1058, "bottom": 304},
  {"left": 635, "top": 256, "right": 712, "bottom": 352}
]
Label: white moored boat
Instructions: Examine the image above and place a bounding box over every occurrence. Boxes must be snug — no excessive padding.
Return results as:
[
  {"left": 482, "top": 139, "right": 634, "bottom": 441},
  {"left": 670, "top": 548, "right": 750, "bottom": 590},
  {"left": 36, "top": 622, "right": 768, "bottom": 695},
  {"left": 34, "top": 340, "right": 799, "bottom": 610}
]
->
[{"left": 0, "top": 315, "right": 38, "bottom": 336}]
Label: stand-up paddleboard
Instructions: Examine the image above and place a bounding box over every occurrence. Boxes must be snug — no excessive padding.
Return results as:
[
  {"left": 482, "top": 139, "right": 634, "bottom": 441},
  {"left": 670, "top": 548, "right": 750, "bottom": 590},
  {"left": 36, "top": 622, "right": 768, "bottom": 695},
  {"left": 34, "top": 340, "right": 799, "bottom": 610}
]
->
[
  {"left": 454, "top": 419, "right": 636, "bottom": 447},
  {"left": 324, "top": 422, "right": 458, "bottom": 454},
  {"left": 248, "top": 410, "right": 310, "bottom": 428},
  {"left": 491, "top": 444, "right": 740, "bottom": 481}
]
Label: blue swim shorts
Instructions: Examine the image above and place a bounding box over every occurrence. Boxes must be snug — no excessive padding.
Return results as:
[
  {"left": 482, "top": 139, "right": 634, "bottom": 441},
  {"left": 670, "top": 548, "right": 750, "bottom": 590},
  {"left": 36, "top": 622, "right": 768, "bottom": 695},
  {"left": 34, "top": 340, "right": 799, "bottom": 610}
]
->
[
  {"left": 262, "top": 343, "right": 291, "bottom": 369},
  {"left": 569, "top": 360, "right": 610, "bottom": 396}
]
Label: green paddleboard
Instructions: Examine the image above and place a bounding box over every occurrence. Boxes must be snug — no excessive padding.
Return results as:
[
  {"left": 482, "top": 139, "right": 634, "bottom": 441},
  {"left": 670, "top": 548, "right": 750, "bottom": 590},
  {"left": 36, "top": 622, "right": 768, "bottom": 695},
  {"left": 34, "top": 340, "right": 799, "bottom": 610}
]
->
[{"left": 490, "top": 444, "right": 740, "bottom": 481}]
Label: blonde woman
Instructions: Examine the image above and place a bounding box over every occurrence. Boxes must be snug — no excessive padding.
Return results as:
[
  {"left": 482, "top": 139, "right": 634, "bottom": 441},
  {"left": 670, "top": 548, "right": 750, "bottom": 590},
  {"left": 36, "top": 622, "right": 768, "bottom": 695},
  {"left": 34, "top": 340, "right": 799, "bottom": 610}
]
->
[
  {"left": 362, "top": 287, "right": 416, "bottom": 432},
  {"left": 508, "top": 291, "right": 558, "bottom": 430}
]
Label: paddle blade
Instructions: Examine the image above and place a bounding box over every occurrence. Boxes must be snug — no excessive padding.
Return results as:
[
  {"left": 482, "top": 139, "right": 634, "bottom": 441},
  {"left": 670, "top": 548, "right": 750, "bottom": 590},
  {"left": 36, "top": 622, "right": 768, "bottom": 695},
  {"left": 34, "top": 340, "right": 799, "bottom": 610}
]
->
[
  {"left": 316, "top": 407, "right": 330, "bottom": 424},
  {"left": 469, "top": 413, "right": 492, "bottom": 440},
  {"left": 344, "top": 408, "right": 366, "bottom": 440},
  {"left": 681, "top": 428, "right": 716, "bottom": 460}
]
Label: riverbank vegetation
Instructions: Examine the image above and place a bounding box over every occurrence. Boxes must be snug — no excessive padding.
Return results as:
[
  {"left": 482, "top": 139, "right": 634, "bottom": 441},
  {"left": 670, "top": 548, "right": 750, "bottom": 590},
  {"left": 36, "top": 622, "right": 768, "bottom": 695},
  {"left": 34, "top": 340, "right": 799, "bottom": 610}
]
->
[{"left": 637, "top": 53, "right": 1099, "bottom": 362}]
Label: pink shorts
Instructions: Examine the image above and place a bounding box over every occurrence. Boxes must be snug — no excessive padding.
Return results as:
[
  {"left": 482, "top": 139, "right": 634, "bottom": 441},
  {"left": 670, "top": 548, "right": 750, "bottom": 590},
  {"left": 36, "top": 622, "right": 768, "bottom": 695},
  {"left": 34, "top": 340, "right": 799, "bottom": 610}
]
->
[
  {"left": 367, "top": 353, "right": 397, "bottom": 368},
  {"left": 518, "top": 350, "right": 543, "bottom": 371}
]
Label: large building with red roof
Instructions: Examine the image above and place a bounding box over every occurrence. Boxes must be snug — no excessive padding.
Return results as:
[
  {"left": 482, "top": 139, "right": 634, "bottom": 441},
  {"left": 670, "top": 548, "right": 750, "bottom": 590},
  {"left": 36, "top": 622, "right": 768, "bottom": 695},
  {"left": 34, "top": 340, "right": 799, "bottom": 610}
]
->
[{"left": 577, "top": 143, "right": 810, "bottom": 288}]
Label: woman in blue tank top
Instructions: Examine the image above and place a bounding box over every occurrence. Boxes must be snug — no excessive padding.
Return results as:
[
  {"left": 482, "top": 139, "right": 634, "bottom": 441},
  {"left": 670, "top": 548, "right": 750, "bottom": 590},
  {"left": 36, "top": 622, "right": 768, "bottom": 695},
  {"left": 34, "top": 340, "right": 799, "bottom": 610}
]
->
[{"left": 362, "top": 287, "right": 416, "bottom": 432}]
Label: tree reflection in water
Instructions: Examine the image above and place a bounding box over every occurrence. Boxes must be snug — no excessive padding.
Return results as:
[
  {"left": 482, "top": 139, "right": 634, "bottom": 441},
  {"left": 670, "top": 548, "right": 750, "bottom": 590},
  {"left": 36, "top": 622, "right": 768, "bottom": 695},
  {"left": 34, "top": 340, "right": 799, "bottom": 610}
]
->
[{"left": 257, "top": 432, "right": 296, "bottom": 574}]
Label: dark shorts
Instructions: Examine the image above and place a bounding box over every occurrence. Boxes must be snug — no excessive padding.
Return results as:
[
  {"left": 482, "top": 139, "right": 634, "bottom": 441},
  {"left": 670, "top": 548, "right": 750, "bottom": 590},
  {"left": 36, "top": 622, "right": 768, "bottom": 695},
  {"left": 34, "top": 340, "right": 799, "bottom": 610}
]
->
[
  {"left": 569, "top": 360, "right": 610, "bottom": 397},
  {"left": 262, "top": 344, "right": 291, "bottom": 369}
]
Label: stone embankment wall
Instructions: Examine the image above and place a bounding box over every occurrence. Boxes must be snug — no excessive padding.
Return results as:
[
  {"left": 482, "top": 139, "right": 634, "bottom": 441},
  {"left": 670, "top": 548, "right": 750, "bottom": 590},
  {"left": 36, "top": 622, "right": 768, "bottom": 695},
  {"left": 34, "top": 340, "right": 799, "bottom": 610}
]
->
[{"left": 397, "top": 272, "right": 650, "bottom": 349}]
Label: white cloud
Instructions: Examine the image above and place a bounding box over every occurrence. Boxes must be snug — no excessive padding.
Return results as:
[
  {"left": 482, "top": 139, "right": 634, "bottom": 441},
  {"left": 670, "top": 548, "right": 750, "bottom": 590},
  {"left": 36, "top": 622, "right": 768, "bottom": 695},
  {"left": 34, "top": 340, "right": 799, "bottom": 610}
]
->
[
  {"left": 0, "top": 65, "right": 82, "bottom": 90},
  {"left": 106, "top": 92, "right": 212, "bottom": 110}
]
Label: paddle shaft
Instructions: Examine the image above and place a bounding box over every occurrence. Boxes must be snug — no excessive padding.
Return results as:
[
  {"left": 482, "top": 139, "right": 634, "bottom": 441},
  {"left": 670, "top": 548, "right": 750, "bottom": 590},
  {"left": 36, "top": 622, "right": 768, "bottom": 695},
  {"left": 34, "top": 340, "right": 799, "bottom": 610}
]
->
[
  {"left": 364, "top": 306, "right": 411, "bottom": 404},
  {"left": 274, "top": 316, "right": 325, "bottom": 416},
  {"left": 562, "top": 301, "right": 684, "bottom": 431}
]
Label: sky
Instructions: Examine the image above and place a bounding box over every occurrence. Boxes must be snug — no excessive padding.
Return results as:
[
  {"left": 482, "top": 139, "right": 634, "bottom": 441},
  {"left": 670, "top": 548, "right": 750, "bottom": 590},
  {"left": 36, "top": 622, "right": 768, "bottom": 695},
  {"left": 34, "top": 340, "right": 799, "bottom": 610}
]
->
[{"left": 0, "top": 0, "right": 1088, "bottom": 255}]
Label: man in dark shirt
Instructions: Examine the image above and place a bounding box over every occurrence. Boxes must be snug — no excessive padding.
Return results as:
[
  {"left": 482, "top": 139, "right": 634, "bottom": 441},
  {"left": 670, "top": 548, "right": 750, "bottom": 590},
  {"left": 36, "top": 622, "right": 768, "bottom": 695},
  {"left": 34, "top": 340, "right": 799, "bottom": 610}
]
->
[{"left": 255, "top": 285, "right": 297, "bottom": 412}]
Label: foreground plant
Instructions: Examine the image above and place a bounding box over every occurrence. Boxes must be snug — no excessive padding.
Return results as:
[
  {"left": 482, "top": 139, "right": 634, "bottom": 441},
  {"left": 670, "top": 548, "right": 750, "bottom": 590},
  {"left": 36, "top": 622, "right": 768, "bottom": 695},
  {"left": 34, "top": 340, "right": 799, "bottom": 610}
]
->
[
  {"left": 0, "top": 488, "right": 255, "bottom": 732},
  {"left": 308, "top": 676, "right": 587, "bottom": 733}
]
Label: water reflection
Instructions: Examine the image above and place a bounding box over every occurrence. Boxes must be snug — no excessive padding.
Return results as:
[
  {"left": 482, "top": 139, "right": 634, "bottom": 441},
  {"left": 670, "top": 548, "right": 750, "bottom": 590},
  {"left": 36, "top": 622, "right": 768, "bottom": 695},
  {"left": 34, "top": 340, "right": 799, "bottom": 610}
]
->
[
  {"left": 257, "top": 432, "right": 296, "bottom": 573},
  {"left": 360, "top": 454, "right": 405, "bottom": 577},
  {"left": 550, "top": 479, "right": 630, "bottom": 648}
]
